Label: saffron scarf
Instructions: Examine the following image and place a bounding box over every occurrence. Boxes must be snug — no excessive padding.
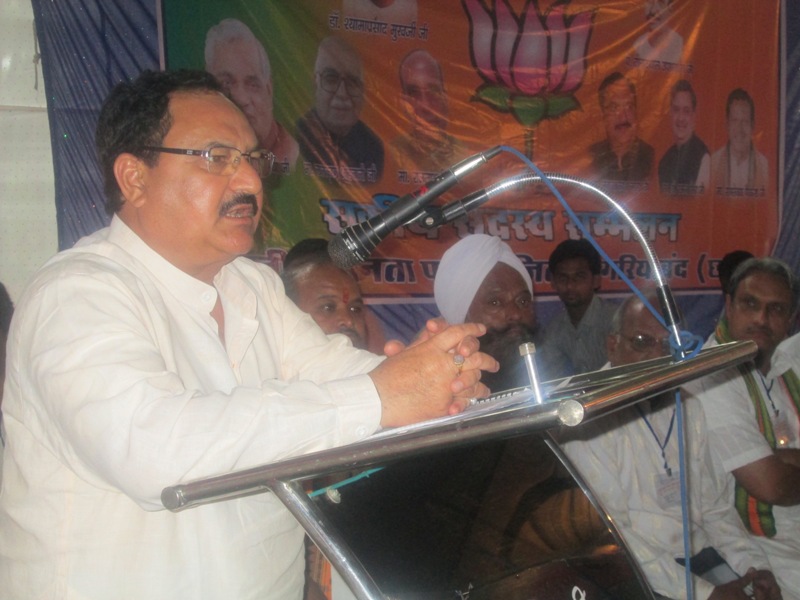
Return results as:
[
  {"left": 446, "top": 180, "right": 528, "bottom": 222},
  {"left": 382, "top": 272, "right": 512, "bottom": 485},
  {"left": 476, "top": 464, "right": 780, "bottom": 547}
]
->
[{"left": 715, "top": 318, "right": 800, "bottom": 537}]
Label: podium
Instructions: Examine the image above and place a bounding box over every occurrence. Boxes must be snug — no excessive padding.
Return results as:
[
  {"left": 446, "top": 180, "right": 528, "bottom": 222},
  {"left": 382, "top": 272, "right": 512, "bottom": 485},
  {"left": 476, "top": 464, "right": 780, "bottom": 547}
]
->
[{"left": 162, "top": 341, "right": 755, "bottom": 599}]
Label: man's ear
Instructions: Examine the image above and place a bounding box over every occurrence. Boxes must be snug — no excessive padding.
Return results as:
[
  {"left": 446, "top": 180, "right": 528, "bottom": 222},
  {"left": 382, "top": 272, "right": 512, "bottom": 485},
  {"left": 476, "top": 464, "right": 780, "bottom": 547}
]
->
[
  {"left": 724, "top": 293, "right": 733, "bottom": 319},
  {"left": 114, "top": 153, "right": 147, "bottom": 208}
]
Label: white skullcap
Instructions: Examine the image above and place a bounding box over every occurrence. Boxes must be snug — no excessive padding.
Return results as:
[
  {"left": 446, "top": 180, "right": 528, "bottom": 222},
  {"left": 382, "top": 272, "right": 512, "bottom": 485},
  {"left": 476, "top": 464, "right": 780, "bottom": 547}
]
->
[{"left": 433, "top": 234, "right": 533, "bottom": 324}]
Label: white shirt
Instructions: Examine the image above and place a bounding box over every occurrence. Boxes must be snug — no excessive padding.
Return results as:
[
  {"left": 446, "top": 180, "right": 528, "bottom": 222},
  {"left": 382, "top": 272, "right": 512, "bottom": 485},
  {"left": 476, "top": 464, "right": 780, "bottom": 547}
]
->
[
  {"left": 690, "top": 335, "right": 800, "bottom": 596},
  {"left": 0, "top": 217, "right": 383, "bottom": 599},
  {"left": 634, "top": 27, "right": 684, "bottom": 64},
  {"left": 562, "top": 390, "right": 771, "bottom": 600},
  {"left": 538, "top": 295, "right": 617, "bottom": 379}
]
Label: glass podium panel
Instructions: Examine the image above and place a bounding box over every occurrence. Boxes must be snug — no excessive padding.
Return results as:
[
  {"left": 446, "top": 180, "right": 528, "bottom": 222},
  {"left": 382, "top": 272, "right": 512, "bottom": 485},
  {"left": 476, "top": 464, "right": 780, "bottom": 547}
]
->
[{"left": 310, "top": 433, "right": 652, "bottom": 599}]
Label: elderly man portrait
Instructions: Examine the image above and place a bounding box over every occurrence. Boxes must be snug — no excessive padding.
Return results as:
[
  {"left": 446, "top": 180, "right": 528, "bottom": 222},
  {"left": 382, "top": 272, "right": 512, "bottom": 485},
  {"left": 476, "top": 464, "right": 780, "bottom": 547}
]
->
[
  {"left": 205, "top": 18, "right": 299, "bottom": 173},
  {"left": 658, "top": 79, "right": 711, "bottom": 195},
  {"left": 688, "top": 257, "right": 800, "bottom": 595},
  {"left": 296, "top": 36, "right": 385, "bottom": 184},
  {"left": 434, "top": 234, "right": 537, "bottom": 392},
  {"left": 0, "top": 69, "right": 497, "bottom": 599},
  {"left": 711, "top": 88, "right": 769, "bottom": 193},
  {"left": 390, "top": 48, "right": 466, "bottom": 176},
  {"left": 562, "top": 293, "right": 783, "bottom": 600},
  {"left": 633, "top": 0, "right": 683, "bottom": 64},
  {"left": 588, "top": 71, "right": 654, "bottom": 183}
]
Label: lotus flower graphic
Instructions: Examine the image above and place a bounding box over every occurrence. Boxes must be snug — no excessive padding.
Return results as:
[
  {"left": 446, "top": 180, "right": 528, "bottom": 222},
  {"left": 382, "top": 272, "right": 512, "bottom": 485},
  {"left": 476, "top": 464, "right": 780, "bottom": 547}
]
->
[{"left": 462, "top": 0, "right": 595, "bottom": 128}]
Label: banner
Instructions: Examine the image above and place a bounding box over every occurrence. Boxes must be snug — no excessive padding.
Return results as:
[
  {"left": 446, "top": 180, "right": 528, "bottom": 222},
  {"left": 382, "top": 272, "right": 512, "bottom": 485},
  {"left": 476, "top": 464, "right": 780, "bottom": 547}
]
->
[{"left": 163, "top": 0, "right": 781, "bottom": 335}]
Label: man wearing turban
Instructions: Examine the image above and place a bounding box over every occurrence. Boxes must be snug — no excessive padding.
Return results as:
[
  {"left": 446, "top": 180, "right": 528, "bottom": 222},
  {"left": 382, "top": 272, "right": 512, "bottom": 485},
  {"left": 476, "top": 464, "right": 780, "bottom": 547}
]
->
[{"left": 434, "top": 234, "right": 537, "bottom": 392}]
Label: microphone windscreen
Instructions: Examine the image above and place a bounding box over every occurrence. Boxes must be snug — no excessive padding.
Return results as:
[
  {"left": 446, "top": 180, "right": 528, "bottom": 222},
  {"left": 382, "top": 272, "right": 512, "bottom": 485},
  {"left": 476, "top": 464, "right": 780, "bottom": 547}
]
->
[{"left": 327, "top": 235, "right": 360, "bottom": 269}]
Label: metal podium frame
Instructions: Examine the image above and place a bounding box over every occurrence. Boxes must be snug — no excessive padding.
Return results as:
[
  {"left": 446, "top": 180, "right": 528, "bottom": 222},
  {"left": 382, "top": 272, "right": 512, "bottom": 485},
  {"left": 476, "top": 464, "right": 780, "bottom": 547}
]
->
[{"left": 162, "top": 340, "right": 756, "bottom": 599}]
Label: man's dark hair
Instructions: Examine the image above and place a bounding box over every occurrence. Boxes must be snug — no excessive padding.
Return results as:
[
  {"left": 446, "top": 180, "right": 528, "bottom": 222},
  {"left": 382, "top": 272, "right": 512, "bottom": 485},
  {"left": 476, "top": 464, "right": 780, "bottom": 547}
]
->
[
  {"left": 728, "top": 257, "right": 800, "bottom": 317},
  {"left": 281, "top": 238, "right": 336, "bottom": 301},
  {"left": 725, "top": 88, "right": 755, "bottom": 123},
  {"left": 671, "top": 79, "right": 697, "bottom": 110},
  {"left": 598, "top": 71, "right": 636, "bottom": 109},
  {"left": 548, "top": 239, "right": 603, "bottom": 276},
  {"left": 95, "top": 69, "right": 223, "bottom": 215},
  {"left": 718, "top": 250, "right": 754, "bottom": 295}
]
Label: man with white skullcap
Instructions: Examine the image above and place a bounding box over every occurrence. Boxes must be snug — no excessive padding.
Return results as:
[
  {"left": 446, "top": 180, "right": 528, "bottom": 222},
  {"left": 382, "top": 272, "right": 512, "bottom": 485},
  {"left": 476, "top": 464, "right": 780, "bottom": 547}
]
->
[{"left": 434, "top": 234, "right": 537, "bottom": 392}]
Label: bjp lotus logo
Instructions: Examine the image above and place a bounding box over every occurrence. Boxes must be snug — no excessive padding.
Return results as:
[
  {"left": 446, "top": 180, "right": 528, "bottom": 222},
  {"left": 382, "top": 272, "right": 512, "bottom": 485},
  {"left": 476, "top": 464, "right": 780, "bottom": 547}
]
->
[{"left": 462, "top": 0, "right": 595, "bottom": 128}]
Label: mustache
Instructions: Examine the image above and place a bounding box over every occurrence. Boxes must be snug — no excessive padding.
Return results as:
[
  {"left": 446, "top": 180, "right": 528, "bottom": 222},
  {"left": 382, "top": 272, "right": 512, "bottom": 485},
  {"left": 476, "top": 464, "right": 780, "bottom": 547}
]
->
[
  {"left": 615, "top": 121, "right": 632, "bottom": 130},
  {"left": 219, "top": 194, "right": 258, "bottom": 216},
  {"left": 480, "top": 323, "right": 537, "bottom": 356}
]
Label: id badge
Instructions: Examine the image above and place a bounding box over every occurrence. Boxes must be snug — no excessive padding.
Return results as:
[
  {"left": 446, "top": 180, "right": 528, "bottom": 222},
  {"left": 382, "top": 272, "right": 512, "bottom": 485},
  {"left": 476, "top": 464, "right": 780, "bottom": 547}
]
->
[
  {"left": 773, "top": 413, "right": 794, "bottom": 448},
  {"left": 655, "top": 471, "right": 682, "bottom": 510}
]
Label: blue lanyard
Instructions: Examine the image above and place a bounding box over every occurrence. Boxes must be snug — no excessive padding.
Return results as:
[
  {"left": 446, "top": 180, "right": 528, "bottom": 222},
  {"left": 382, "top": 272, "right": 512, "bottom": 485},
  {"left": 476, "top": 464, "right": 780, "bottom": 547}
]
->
[
  {"left": 757, "top": 372, "right": 780, "bottom": 417},
  {"left": 636, "top": 403, "right": 676, "bottom": 476}
]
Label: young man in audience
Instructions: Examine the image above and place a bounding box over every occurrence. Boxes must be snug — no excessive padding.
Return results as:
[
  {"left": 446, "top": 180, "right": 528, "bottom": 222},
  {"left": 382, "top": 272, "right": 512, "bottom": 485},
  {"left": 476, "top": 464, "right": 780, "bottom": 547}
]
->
[{"left": 538, "top": 239, "right": 617, "bottom": 380}]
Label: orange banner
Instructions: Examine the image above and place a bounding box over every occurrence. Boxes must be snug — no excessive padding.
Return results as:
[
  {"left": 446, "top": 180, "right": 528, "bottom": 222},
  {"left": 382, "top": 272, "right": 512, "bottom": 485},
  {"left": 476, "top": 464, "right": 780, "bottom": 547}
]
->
[{"left": 164, "top": 0, "right": 781, "bottom": 300}]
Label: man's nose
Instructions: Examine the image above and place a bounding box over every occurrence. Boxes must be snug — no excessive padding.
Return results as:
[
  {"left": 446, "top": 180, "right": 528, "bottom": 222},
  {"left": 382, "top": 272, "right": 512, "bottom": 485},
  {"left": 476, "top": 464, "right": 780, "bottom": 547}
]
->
[
  {"left": 751, "top": 304, "right": 770, "bottom": 325},
  {"left": 504, "top": 303, "right": 525, "bottom": 324},
  {"left": 336, "top": 308, "right": 354, "bottom": 328},
  {"left": 230, "top": 156, "right": 263, "bottom": 194},
  {"left": 228, "top": 83, "right": 249, "bottom": 107},
  {"left": 333, "top": 79, "right": 351, "bottom": 100}
]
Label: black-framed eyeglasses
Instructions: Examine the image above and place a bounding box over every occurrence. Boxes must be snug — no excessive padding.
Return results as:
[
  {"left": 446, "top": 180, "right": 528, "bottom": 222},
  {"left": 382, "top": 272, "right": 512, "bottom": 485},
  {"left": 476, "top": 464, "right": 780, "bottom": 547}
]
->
[
  {"left": 317, "top": 69, "right": 364, "bottom": 97},
  {"left": 141, "top": 145, "right": 275, "bottom": 177},
  {"left": 621, "top": 333, "right": 672, "bottom": 354}
]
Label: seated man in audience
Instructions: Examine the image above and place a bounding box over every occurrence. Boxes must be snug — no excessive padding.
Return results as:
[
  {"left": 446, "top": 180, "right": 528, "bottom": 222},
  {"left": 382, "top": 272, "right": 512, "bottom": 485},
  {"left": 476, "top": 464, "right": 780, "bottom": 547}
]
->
[
  {"left": 434, "top": 234, "right": 537, "bottom": 392},
  {"left": 538, "top": 239, "right": 617, "bottom": 380},
  {"left": 281, "top": 238, "right": 369, "bottom": 350},
  {"left": 690, "top": 257, "right": 800, "bottom": 595},
  {"left": 562, "top": 292, "right": 783, "bottom": 600}
]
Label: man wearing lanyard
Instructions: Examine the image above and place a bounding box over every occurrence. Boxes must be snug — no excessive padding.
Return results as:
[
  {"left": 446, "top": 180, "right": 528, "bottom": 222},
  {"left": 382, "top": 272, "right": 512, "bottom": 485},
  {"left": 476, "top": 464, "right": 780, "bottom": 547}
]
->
[
  {"left": 562, "top": 292, "right": 782, "bottom": 599},
  {"left": 690, "top": 257, "right": 800, "bottom": 595}
]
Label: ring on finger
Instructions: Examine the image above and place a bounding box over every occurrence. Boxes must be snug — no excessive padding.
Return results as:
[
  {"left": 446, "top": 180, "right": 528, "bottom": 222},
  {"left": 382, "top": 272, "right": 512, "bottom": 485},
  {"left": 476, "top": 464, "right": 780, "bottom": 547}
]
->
[{"left": 453, "top": 353, "right": 465, "bottom": 375}]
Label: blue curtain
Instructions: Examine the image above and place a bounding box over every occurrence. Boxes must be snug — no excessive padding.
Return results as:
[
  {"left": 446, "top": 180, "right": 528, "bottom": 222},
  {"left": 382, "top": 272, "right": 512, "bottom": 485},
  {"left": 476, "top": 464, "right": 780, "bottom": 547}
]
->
[{"left": 31, "top": 0, "right": 159, "bottom": 250}]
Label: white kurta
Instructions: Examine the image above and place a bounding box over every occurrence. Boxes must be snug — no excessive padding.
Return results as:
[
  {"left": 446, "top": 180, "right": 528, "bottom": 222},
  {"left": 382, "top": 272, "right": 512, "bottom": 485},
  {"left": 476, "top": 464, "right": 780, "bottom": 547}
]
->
[
  {"left": 0, "top": 217, "right": 384, "bottom": 599},
  {"left": 562, "top": 392, "right": 772, "bottom": 600},
  {"left": 690, "top": 335, "right": 800, "bottom": 597}
]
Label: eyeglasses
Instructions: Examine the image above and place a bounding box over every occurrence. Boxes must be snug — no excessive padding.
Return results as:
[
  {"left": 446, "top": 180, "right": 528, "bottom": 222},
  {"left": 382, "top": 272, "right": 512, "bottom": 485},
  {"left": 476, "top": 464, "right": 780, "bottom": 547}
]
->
[
  {"left": 141, "top": 146, "right": 275, "bottom": 177},
  {"left": 317, "top": 69, "right": 364, "bottom": 97},
  {"left": 733, "top": 295, "right": 792, "bottom": 319},
  {"left": 621, "top": 333, "right": 672, "bottom": 354},
  {"left": 603, "top": 101, "right": 635, "bottom": 115}
]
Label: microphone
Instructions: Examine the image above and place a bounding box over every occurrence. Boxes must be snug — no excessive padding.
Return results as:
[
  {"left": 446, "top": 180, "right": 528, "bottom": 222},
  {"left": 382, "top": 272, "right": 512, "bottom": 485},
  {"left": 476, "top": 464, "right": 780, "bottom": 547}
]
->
[
  {"left": 420, "top": 187, "right": 491, "bottom": 229},
  {"left": 328, "top": 146, "right": 502, "bottom": 268}
]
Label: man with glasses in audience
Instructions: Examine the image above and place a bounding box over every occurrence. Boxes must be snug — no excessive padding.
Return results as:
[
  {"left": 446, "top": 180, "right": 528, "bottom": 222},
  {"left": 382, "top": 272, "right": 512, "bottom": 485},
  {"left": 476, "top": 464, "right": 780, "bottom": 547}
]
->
[
  {"left": 296, "top": 36, "right": 385, "bottom": 184},
  {"left": 689, "top": 257, "right": 800, "bottom": 595},
  {"left": 0, "top": 69, "right": 496, "bottom": 599},
  {"left": 562, "top": 292, "right": 783, "bottom": 600}
]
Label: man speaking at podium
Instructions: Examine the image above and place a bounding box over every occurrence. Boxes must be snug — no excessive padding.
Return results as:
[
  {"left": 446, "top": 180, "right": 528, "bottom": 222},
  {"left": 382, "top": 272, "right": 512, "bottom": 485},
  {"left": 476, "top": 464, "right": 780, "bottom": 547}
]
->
[{"left": 0, "top": 69, "right": 496, "bottom": 599}]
